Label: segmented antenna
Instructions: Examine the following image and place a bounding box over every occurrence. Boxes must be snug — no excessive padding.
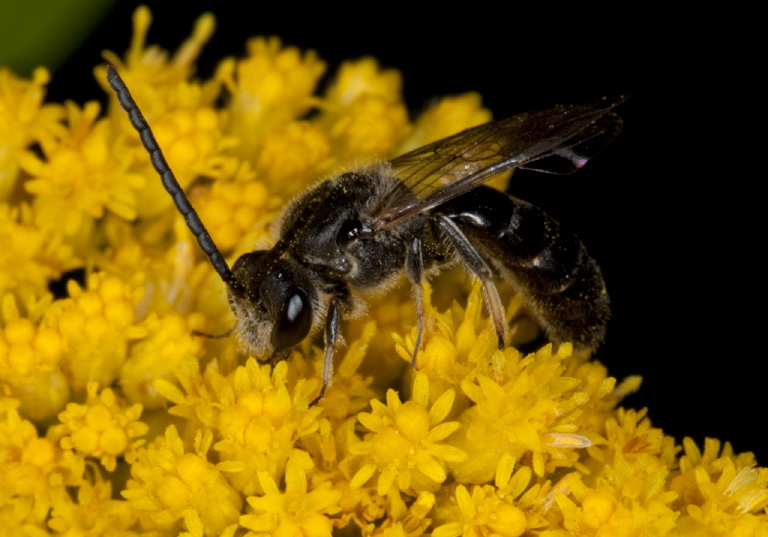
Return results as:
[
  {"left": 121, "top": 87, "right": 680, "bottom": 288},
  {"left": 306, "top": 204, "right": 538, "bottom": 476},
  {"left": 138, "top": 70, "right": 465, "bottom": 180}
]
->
[{"left": 106, "top": 66, "right": 244, "bottom": 297}]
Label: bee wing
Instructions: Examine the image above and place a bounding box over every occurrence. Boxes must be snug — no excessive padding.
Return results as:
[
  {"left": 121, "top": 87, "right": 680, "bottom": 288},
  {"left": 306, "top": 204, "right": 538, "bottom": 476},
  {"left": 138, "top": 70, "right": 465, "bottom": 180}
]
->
[{"left": 376, "top": 95, "right": 626, "bottom": 230}]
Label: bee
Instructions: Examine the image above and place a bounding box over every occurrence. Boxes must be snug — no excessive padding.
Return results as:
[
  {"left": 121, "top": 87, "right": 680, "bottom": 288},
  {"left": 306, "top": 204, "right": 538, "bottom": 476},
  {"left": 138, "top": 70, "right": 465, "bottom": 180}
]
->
[{"left": 107, "top": 65, "right": 624, "bottom": 397}]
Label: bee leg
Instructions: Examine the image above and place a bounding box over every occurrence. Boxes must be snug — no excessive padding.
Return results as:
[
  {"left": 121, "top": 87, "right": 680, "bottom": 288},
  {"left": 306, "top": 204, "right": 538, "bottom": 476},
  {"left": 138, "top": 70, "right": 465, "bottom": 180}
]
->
[
  {"left": 315, "top": 297, "right": 341, "bottom": 403},
  {"left": 269, "top": 349, "right": 291, "bottom": 365},
  {"left": 435, "top": 215, "right": 507, "bottom": 350},
  {"left": 405, "top": 236, "right": 426, "bottom": 367},
  {"left": 191, "top": 326, "right": 236, "bottom": 339}
]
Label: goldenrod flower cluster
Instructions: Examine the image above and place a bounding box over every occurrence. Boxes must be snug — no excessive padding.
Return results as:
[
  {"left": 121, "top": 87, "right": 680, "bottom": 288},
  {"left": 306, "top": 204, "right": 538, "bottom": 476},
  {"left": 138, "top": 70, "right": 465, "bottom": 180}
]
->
[{"left": 0, "top": 7, "right": 765, "bottom": 537}]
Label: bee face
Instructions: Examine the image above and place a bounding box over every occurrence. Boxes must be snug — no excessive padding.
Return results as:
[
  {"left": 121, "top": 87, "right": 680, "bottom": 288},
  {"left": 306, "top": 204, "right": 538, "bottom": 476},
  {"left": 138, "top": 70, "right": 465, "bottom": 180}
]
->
[{"left": 229, "top": 252, "right": 316, "bottom": 356}]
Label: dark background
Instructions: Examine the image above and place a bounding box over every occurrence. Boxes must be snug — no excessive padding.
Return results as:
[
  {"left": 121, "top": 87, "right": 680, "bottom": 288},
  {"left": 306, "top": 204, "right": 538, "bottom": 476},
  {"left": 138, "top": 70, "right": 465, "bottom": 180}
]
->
[{"left": 25, "top": 2, "right": 763, "bottom": 463}]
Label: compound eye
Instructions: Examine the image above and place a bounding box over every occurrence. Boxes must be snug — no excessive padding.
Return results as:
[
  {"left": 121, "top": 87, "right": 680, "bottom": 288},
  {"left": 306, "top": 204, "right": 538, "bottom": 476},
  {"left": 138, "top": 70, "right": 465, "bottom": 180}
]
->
[{"left": 271, "top": 287, "right": 312, "bottom": 351}]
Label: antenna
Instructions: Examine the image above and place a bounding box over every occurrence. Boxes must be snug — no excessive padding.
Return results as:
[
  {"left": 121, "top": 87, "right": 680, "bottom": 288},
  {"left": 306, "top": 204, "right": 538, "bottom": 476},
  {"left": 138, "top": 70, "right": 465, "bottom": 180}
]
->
[{"left": 106, "top": 66, "right": 244, "bottom": 296}]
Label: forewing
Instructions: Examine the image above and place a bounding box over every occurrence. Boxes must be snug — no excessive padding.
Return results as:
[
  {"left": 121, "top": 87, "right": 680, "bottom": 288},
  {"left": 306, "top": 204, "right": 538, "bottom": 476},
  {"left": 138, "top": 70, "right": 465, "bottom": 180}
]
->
[{"left": 376, "top": 95, "right": 626, "bottom": 229}]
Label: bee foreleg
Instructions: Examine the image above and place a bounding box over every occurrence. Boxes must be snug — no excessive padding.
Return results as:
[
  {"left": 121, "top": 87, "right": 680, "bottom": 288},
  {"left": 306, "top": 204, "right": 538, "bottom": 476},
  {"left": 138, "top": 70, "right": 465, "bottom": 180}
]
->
[
  {"left": 435, "top": 215, "right": 507, "bottom": 350},
  {"left": 405, "top": 236, "right": 426, "bottom": 367},
  {"left": 317, "top": 297, "right": 341, "bottom": 401}
]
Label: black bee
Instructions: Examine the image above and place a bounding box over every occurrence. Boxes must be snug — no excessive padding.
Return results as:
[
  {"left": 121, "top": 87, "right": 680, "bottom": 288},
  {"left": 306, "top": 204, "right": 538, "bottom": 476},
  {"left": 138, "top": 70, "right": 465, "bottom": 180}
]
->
[{"left": 107, "top": 66, "right": 623, "bottom": 396}]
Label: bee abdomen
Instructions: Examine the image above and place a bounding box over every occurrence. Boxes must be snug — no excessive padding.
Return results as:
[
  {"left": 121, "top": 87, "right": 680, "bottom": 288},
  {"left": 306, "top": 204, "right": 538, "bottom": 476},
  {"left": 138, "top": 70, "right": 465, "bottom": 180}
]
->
[{"left": 436, "top": 186, "right": 609, "bottom": 350}]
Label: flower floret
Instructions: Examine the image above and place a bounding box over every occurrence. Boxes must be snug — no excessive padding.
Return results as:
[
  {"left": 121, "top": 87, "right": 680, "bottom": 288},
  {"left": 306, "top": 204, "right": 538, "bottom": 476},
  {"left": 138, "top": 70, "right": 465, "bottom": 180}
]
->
[
  {"left": 445, "top": 342, "right": 615, "bottom": 485},
  {"left": 122, "top": 425, "right": 242, "bottom": 537},
  {"left": 22, "top": 101, "right": 146, "bottom": 235},
  {"left": 0, "top": 67, "right": 65, "bottom": 200},
  {"left": 240, "top": 455, "right": 342, "bottom": 537},
  {"left": 44, "top": 272, "right": 145, "bottom": 391},
  {"left": 213, "top": 360, "right": 323, "bottom": 496},
  {"left": 350, "top": 373, "right": 467, "bottom": 497},
  {"left": 53, "top": 382, "right": 148, "bottom": 471},
  {"left": 432, "top": 484, "right": 527, "bottom": 537},
  {"left": 0, "top": 407, "right": 84, "bottom": 515}
]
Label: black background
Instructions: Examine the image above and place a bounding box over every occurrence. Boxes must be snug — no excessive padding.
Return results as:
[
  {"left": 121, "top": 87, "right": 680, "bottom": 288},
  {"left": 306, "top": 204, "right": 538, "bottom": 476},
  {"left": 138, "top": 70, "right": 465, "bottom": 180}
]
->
[{"left": 43, "top": 3, "right": 762, "bottom": 463}]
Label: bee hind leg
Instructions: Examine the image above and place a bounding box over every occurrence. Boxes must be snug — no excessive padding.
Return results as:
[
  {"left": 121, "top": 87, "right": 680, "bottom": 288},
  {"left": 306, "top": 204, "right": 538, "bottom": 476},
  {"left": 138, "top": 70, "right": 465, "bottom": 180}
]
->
[{"left": 435, "top": 215, "right": 507, "bottom": 350}]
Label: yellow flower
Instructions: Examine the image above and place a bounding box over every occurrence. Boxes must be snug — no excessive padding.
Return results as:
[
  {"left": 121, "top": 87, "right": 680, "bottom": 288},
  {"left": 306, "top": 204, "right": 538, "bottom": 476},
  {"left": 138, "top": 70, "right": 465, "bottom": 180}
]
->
[
  {"left": 191, "top": 169, "right": 276, "bottom": 253},
  {"left": 101, "top": 6, "right": 236, "bottom": 220},
  {"left": 158, "top": 349, "right": 378, "bottom": 498},
  {"left": 211, "top": 360, "right": 321, "bottom": 496},
  {"left": 0, "top": 293, "right": 68, "bottom": 421},
  {"left": 0, "top": 203, "right": 80, "bottom": 304},
  {"left": 121, "top": 311, "right": 207, "bottom": 409},
  {"left": 254, "top": 121, "right": 334, "bottom": 196},
  {"left": 0, "top": 406, "right": 84, "bottom": 517},
  {"left": 126, "top": 92, "right": 237, "bottom": 214},
  {"left": 100, "top": 5, "right": 215, "bottom": 94},
  {"left": 432, "top": 484, "right": 527, "bottom": 537},
  {"left": 219, "top": 36, "right": 326, "bottom": 146},
  {"left": 325, "top": 58, "right": 402, "bottom": 107},
  {"left": 240, "top": 454, "right": 343, "bottom": 537},
  {"left": 21, "top": 101, "right": 146, "bottom": 236},
  {"left": 44, "top": 272, "right": 146, "bottom": 391},
  {"left": 669, "top": 438, "right": 768, "bottom": 535},
  {"left": 394, "top": 280, "right": 507, "bottom": 389},
  {"left": 0, "top": 67, "right": 65, "bottom": 200},
  {"left": 445, "top": 341, "right": 616, "bottom": 485},
  {"left": 48, "top": 471, "right": 138, "bottom": 535},
  {"left": 324, "top": 104, "right": 410, "bottom": 166},
  {"left": 349, "top": 373, "right": 467, "bottom": 497},
  {"left": 558, "top": 459, "right": 679, "bottom": 536},
  {"left": 122, "top": 425, "right": 242, "bottom": 537},
  {"left": 53, "top": 382, "right": 148, "bottom": 471},
  {"left": 215, "top": 35, "right": 330, "bottom": 198},
  {"left": 319, "top": 58, "right": 409, "bottom": 162}
]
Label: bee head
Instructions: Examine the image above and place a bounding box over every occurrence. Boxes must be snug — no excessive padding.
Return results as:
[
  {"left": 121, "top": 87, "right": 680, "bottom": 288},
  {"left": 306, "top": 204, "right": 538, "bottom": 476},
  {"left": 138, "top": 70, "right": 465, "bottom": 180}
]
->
[
  {"left": 229, "top": 251, "right": 315, "bottom": 355},
  {"left": 105, "top": 66, "right": 317, "bottom": 361}
]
